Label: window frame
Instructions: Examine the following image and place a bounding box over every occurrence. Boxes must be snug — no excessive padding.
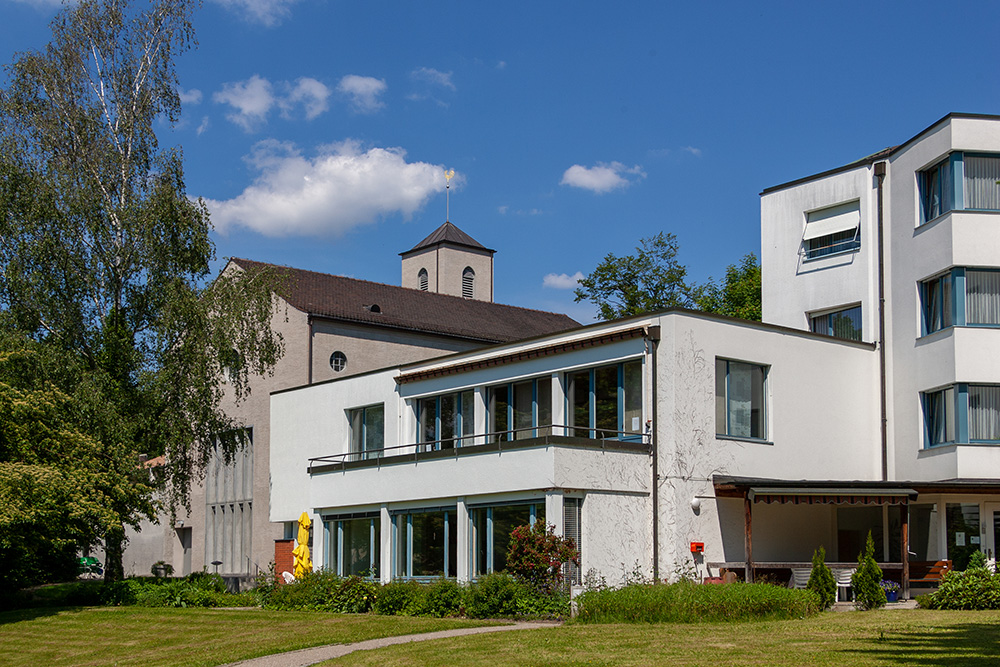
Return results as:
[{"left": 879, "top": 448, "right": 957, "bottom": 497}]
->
[
  {"left": 920, "top": 267, "right": 1000, "bottom": 336},
  {"left": 923, "top": 383, "right": 1000, "bottom": 447},
  {"left": 919, "top": 152, "right": 1000, "bottom": 225},
  {"left": 324, "top": 513, "right": 380, "bottom": 578},
  {"left": 809, "top": 304, "right": 863, "bottom": 341},
  {"left": 803, "top": 227, "right": 861, "bottom": 260},
  {"left": 417, "top": 390, "right": 475, "bottom": 450},
  {"left": 349, "top": 404, "right": 385, "bottom": 460},
  {"left": 392, "top": 506, "right": 457, "bottom": 580},
  {"left": 564, "top": 359, "right": 644, "bottom": 441},
  {"left": 470, "top": 501, "right": 544, "bottom": 577},
  {"left": 715, "top": 358, "right": 769, "bottom": 442},
  {"left": 488, "top": 376, "right": 552, "bottom": 442}
]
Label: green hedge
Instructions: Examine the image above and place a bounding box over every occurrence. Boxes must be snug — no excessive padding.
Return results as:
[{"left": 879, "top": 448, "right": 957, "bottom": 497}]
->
[
  {"left": 925, "top": 565, "right": 1000, "bottom": 610},
  {"left": 102, "top": 572, "right": 254, "bottom": 608},
  {"left": 575, "top": 581, "right": 821, "bottom": 623}
]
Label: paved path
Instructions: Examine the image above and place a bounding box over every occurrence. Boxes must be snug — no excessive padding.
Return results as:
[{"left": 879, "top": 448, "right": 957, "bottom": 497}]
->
[{"left": 220, "top": 621, "right": 558, "bottom": 667}]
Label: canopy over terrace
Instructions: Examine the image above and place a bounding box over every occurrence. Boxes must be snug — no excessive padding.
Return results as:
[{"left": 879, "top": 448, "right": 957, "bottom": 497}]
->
[{"left": 710, "top": 476, "right": 919, "bottom": 595}]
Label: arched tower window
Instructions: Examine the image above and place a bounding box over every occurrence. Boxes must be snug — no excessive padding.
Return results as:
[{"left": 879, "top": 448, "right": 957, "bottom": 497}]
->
[
  {"left": 418, "top": 268, "right": 428, "bottom": 291},
  {"left": 462, "top": 267, "right": 475, "bottom": 299}
]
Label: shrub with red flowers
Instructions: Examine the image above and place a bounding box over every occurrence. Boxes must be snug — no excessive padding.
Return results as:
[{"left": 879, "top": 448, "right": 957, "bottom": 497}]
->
[{"left": 506, "top": 521, "right": 580, "bottom": 594}]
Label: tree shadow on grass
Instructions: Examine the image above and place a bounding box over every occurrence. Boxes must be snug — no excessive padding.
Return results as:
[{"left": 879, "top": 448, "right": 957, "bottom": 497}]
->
[
  {"left": 840, "top": 621, "right": 1000, "bottom": 666},
  {"left": 0, "top": 605, "right": 89, "bottom": 626}
]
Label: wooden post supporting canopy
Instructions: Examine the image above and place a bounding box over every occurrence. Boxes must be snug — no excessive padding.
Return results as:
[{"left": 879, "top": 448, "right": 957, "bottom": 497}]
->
[
  {"left": 901, "top": 503, "right": 910, "bottom": 599},
  {"left": 744, "top": 492, "right": 753, "bottom": 583}
]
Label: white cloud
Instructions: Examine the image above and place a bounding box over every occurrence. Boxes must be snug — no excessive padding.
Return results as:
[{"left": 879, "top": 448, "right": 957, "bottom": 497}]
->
[
  {"left": 213, "top": 75, "right": 275, "bottom": 132},
  {"left": 337, "top": 75, "right": 387, "bottom": 114},
  {"left": 214, "top": 76, "right": 332, "bottom": 131},
  {"left": 543, "top": 272, "right": 585, "bottom": 290},
  {"left": 496, "top": 61, "right": 507, "bottom": 70},
  {"left": 205, "top": 139, "right": 448, "bottom": 237},
  {"left": 560, "top": 161, "right": 645, "bottom": 194},
  {"left": 497, "top": 205, "right": 509, "bottom": 215},
  {"left": 411, "top": 67, "right": 455, "bottom": 90},
  {"left": 209, "top": 0, "right": 300, "bottom": 27},
  {"left": 682, "top": 146, "right": 703, "bottom": 157},
  {"left": 178, "top": 88, "right": 203, "bottom": 105},
  {"left": 281, "top": 77, "right": 331, "bottom": 120},
  {"left": 196, "top": 116, "right": 210, "bottom": 136}
]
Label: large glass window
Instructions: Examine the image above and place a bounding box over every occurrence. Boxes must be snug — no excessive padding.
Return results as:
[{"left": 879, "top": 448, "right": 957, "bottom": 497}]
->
[
  {"left": 393, "top": 508, "right": 457, "bottom": 578},
  {"left": 350, "top": 405, "right": 384, "bottom": 460},
  {"left": 716, "top": 359, "right": 767, "bottom": 440},
  {"left": 489, "top": 377, "right": 552, "bottom": 441},
  {"left": 966, "top": 270, "right": 1000, "bottom": 325},
  {"left": 922, "top": 272, "right": 954, "bottom": 334},
  {"left": 810, "top": 305, "right": 862, "bottom": 341},
  {"left": 566, "top": 360, "right": 643, "bottom": 440},
  {"left": 419, "top": 391, "right": 475, "bottom": 450},
  {"left": 923, "top": 384, "right": 1000, "bottom": 446},
  {"left": 922, "top": 268, "right": 1000, "bottom": 335},
  {"left": 920, "top": 152, "right": 1000, "bottom": 224},
  {"left": 946, "top": 503, "right": 981, "bottom": 571},
  {"left": 326, "top": 515, "right": 380, "bottom": 577},
  {"left": 471, "top": 502, "right": 545, "bottom": 577},
  {"left": 805, "top": 228, "right": 860, "bottom": 259}
]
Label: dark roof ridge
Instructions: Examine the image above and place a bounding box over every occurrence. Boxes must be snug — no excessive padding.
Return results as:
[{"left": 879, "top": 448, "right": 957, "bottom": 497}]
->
[
  {"left": 401, "top": 221, "right": 496, "bottom": 255},
  {"left": 228, "top": 257, "right": 570, "bottom": 318},
  {"left": 761, "top": 112, "right": 1000, "bottom": 196}
]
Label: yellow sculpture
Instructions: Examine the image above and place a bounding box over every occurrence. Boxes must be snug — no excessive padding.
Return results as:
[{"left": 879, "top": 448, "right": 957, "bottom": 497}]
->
[{"left": 292, "top": 512, "right": 312, "bottom": 578}]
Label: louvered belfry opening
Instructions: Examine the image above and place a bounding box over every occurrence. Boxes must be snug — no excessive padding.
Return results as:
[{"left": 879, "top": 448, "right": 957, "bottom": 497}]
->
[{"left": 462, "top": 267, "right": 475, "bottom": 299}]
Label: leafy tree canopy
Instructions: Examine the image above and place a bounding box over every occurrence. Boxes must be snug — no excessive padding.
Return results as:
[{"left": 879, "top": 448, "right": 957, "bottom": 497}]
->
[
  {"left": 574, "top": 232, "right": 762, "bottom": 322},
  {"left": 0, "top": 0, "right": 283, "bottom": 581}
]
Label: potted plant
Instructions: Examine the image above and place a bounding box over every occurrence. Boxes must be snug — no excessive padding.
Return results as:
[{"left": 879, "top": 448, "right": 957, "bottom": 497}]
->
[{"left": 879, "top": 579, "right": 901, "bottom": 603}]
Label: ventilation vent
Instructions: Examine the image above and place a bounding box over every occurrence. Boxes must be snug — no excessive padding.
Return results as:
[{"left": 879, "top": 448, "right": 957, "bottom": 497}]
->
[
  {"left": 563, "top": 497, "right": 582, "bottom": 585},
  {"left": 418, "top": 268, "right": 428, "bottom": 291},
  {"left": 367, "top": 304, "right": 381, "bottom": 314},
  {"left": 462, "top": 267, "right": 475, "bottom": 299}
]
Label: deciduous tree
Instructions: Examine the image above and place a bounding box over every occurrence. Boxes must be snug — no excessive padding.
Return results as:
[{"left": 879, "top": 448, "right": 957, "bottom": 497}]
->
[{"left": 0, "top": 0, "right": 283, "bottom": 581}]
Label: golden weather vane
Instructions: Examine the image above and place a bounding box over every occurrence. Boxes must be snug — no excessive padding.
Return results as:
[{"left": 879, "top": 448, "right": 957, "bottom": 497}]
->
[{"left": 444, "top": 169, "right": 455, "bottom": 221}]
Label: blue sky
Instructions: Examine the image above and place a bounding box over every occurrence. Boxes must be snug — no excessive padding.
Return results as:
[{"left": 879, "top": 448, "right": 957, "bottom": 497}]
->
[{"left": 3, "top": 0, "right": 1000, "bottom": 322}]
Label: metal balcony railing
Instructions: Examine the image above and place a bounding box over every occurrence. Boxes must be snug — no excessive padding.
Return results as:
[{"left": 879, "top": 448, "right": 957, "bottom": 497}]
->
[{"left": 307, "top": 424, "right": 650, "bottom": 472}]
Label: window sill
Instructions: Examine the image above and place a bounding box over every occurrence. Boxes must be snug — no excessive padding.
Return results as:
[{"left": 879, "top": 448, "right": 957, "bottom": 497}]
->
[{"left": 716, "top": 434, "right": 773, "bottom": 446}]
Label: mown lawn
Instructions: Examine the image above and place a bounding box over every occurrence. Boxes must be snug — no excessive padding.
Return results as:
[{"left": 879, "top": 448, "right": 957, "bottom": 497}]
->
[
  {"left": 0, "top": 606, "right": 494, "bottom": 667},
  {"left": 327, "top": 609, "right": 1000, "bottom": 667}
]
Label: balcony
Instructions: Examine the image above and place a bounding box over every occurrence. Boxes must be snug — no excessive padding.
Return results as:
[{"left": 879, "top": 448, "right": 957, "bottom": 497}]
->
[{"left": 305, "top": 425, "right": 652, "bottom": 509}]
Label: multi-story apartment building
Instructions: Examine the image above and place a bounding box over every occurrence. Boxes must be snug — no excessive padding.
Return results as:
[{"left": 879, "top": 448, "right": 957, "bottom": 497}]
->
[{"left": 268, "top": 113, "right": 1000, "bottom": 595}]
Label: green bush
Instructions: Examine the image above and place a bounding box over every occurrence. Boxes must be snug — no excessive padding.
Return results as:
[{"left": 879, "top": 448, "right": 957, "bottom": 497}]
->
[
  {"left": 929, "top": 564, "right": 1000, "bottom": 610},
  {"left": 851, "top": 532, "right": 886, "bottom": 610},
  {"left": 806, "top": 546, "right": 836, "bottom": 609},
  {"left": 374, "top": 580, "right": 427, "bottom": 615},
  {"left": 423, "top": 578, "right": 464, "bottom": 617},
  {"left": 185, "top": 570, "right": 227, "bottom": 593},
  {"left": 330, "top": 576, "right": 378, "bottom": 613},
  {"left": 575, "top": 580, "right": 821, "bottom": 623},
  {"left": 465, "top": 572, "right": 569, "bottom": 619}
]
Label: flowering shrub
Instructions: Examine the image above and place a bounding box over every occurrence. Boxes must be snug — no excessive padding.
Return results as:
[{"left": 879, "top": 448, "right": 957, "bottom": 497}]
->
[{"left": 505, "top": 521, "right": 579, "bottom": 594}]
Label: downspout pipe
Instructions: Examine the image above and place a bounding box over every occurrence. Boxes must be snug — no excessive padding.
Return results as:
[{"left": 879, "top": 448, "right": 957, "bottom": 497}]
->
[
  {"left": 645, "top": 325, "right": 661, "bottom": 582},
  {"left": 874, "top": 161, "right": 888, "bottom": 481}
]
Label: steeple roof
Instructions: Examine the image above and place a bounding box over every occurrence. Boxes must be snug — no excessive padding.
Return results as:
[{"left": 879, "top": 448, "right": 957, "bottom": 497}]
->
[{"left": 401, "top": 221, "right": 495, "bottom": 255}]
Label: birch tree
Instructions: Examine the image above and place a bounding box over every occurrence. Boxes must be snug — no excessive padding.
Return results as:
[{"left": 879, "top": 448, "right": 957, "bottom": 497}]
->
[{"left": 0, "top": 0, "right": 283, "bottom": 581}]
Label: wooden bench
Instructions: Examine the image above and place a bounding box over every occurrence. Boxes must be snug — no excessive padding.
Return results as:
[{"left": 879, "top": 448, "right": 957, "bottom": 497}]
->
[{"left": 909, "top": 560, "right": 952, "bottom": 586}]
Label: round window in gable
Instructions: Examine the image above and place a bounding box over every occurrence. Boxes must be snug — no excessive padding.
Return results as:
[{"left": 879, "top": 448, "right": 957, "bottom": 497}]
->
[{"left": 329, "top": 351, "right": 347, "bottom": 372}]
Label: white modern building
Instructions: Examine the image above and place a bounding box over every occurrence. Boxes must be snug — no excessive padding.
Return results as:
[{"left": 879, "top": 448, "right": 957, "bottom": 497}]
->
[{"left": 268, "top": 113, "right": 1000, "bottom": 595}]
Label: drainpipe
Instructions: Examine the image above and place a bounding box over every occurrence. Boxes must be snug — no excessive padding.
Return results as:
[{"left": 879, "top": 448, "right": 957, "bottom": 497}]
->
[
  {"left": 645, "top": 325, "right": 661, "bottom": 582},
  {"left": 307, "top": 315, "right": 314, "bottom": 385},
  {"left": 874, "top": 161, "right": 888, "bottom": 482}
]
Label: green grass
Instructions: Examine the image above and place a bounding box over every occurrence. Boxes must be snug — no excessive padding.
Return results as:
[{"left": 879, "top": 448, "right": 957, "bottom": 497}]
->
[
  {"left": 327, "top": 609, "right": 1000, "bottom": 666},
  {"left": 0, "top": 606, "right": 496, "bottom": 667}
]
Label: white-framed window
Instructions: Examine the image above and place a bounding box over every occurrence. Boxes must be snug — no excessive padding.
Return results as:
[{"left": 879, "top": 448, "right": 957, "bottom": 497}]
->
[
  {"left": 802, "top": 201, "right": 861, "bottom": 259},
  {"left": 330, "top": 351, "right": 347, "bottom": 372},
  {"left": 462, "top": 266, "right": 475, "bottom": 299},
  {"left": 349, "top": 404, "right": 384, "bottom": 460},
  {"left": 325, "top": 513, "right": 380, "bottom": 577},
  {"left": 715, "top": 359, "right": 767, "bottom": 440},
  {"left": 565, "top": 360, "right": 643, "bottom": 440},
  {"left": 810, "top": 305, "right": 862, "bottom": 341}
]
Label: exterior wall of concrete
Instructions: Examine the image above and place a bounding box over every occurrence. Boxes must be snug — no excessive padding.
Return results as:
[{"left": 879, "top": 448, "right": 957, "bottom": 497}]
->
[{"left": 401, "top": 244, "right": 494, "bottom": 301}]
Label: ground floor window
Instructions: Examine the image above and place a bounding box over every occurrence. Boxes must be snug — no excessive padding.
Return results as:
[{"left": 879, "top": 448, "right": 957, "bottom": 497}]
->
[
  {"left": 393, "top": 508, "right": 457, "bottom": 578},
  {"left": 471, "top": 502, "right": 545, "bottom": 576},
  {"left": 325, "top": 514, "right": 380, "bottom": 577},
  {"left": 946, "top": 503, "right": 981, "bottom": 571}
]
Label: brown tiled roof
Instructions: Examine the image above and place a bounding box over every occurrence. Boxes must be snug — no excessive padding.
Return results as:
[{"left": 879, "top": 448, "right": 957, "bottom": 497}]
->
[
  {"left": 401, "top": 221, "right": 495, "bottom": 255},
  {"left": 230, "top": 258, "right": 579, "bottom": 343}
]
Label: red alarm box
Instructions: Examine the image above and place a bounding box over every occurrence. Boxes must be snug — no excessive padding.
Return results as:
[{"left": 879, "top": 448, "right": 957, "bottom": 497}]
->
[{"left": 690, "top": 542, "right": 704, "bottom": 553}]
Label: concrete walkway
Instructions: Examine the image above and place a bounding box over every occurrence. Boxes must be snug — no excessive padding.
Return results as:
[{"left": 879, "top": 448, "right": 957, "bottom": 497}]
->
[{"left": 219, "top": 621, "right": 558, "bottom": 667}]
